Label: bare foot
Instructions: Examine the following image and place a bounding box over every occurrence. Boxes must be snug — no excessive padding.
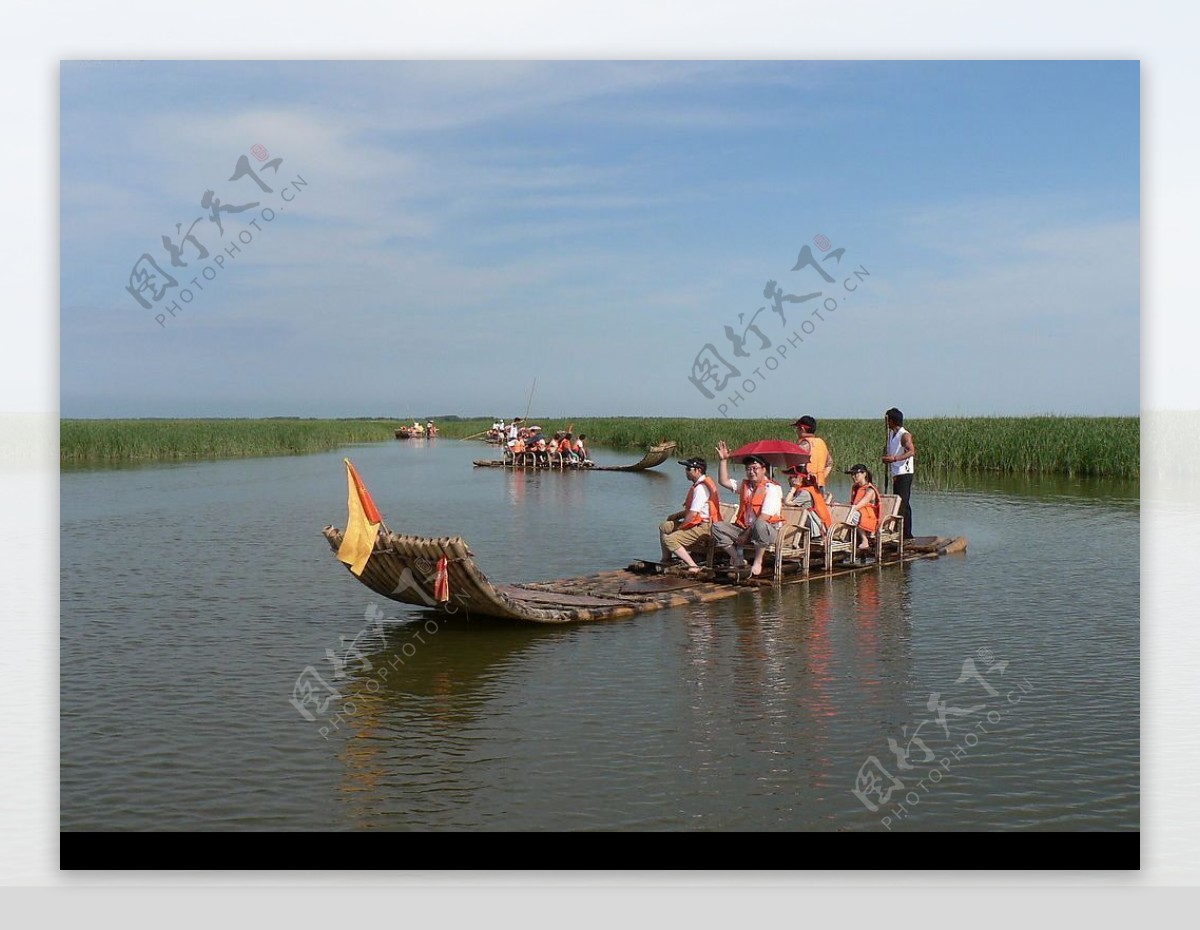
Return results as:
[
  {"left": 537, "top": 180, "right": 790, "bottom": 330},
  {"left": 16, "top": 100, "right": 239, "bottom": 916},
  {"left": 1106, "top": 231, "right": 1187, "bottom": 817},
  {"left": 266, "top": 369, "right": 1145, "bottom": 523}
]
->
[
  {"left": 750, "top": 563, "right": 763, "bottom": 576},
  {"left": 685, "top": 566, "right": 702, "bottom": 574}
]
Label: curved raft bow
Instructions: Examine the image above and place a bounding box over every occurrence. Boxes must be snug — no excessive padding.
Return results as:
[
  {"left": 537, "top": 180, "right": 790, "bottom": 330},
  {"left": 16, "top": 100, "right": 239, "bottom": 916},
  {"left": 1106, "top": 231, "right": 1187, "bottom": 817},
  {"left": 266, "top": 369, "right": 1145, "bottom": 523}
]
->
[{"left": 323, "top": 459, "right": 968, "bottom": 625}]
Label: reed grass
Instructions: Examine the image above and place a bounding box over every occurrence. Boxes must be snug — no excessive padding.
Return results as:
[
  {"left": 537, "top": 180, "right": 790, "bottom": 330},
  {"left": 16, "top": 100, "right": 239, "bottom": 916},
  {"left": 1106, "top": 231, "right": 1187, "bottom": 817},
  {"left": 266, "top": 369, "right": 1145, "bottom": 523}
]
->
[
  {"left": 62, "top": 415, "right": 1139, "bottom": 477},
  {"left": 446, "top": 416, "right": 1137, "bottom": 479},
  {"left": 60, "top": 418, "right": 399, "bottom": 464}
]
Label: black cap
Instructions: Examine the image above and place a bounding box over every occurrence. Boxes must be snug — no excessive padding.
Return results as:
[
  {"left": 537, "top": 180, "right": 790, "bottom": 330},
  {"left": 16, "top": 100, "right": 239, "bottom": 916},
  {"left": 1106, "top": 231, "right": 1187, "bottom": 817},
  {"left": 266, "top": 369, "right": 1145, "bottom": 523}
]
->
[
  {"left": 742, "top": 455, "right": 770, "bottom": 468},
  {"left": 782, "top": 463, "right": 809, "bottom": 476},
  {"left": 678, "top": 456, "right": 707, "bottom": 470},
  {"left": 845, "top": 463, "right": 868, "bottom": 475},
  {"left": 789, "top": 415, "right": 817, "bottom": 431}
]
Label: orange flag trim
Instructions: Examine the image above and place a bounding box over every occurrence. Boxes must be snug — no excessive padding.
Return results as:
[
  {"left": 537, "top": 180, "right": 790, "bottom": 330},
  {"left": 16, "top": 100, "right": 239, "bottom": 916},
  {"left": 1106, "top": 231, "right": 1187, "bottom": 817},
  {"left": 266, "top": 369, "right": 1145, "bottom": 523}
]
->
[
  {"left": 347, "top": 459, "right": 383, "bottom": 524},
  {"left": 336, "top": 459, "right": 383, "bottom": 576},
  {"left": 434, "top": 556, "right": 450, "bottom": 603}
]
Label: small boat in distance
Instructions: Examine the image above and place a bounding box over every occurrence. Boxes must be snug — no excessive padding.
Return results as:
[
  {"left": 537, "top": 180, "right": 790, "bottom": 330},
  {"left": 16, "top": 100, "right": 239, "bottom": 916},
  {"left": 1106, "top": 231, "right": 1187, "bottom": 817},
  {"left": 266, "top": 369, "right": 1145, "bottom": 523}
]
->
[
  {"left": 395, "top": 422, "right": 439, "bottom": 439},
  {"left": 473, "top": 440, "right": 677, "bottom": 472}
]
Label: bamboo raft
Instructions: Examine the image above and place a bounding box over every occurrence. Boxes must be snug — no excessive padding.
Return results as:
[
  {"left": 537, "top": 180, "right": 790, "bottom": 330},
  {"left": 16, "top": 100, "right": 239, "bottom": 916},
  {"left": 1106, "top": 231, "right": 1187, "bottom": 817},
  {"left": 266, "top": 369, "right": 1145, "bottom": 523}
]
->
[
  {"left": 473, "top": 440, "right": 678, "bottom": 472},
  {"left": 321, "top": 525, "right": 967, "bottom": 624}
]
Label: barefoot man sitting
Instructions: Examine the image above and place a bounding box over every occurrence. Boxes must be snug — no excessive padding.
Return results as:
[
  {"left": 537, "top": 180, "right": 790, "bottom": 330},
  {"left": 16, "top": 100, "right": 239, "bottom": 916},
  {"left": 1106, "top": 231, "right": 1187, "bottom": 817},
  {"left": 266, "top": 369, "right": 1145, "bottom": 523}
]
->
[
  {"left": 711, "top": 441, "right": 785, "bottom": 577},
  {"left": 659, "top": 456, "right": 722, "bottom": 573}
]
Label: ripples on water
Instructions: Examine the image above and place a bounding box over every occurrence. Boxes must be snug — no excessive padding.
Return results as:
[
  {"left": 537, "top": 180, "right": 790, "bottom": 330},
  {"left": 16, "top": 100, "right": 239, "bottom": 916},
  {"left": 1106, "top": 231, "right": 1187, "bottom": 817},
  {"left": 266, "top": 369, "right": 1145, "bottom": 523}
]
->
[{"left": 61, "top": 441, "right": 1138, "bottom": 831}]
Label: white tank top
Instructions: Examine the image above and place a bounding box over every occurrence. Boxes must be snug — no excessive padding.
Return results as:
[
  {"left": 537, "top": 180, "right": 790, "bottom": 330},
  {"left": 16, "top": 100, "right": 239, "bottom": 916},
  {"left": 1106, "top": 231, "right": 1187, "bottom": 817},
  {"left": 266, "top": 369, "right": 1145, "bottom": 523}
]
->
[{"left": 887, "top": 427, "right": 914, "bottom": 476}]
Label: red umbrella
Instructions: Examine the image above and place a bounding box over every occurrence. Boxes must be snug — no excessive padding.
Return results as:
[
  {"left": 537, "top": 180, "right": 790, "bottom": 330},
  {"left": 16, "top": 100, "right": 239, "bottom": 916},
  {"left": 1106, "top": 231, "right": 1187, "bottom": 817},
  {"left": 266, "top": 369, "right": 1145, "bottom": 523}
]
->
[{"left": 728, "top": 439, "right": 811, "bottom": 471}]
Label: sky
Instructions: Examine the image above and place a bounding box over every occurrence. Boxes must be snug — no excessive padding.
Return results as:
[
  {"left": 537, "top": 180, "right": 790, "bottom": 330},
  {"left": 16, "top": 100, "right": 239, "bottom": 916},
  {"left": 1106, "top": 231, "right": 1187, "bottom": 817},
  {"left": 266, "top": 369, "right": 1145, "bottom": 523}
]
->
[{"left": 59, "top": 60, "right": 1140, "bottom": 419}]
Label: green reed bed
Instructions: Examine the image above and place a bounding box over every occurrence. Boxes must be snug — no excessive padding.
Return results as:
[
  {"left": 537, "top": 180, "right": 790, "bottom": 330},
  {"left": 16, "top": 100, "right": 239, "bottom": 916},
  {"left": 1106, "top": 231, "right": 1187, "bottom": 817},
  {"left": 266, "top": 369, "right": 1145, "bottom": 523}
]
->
[
  {"left": 524, "top": 416, "right": 1138, "bottom": 479},
  {"left": 60, "top": 418, "right": 401, "bottom": 464},
  {"left": 62, "top": 415, "right": 1139, "bottom": 477}
]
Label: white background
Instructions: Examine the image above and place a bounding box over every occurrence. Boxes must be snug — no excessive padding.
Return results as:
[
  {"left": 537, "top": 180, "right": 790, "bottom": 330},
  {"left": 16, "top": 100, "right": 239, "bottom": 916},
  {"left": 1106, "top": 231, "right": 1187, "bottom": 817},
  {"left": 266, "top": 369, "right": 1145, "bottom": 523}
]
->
[{"left": 2, "top": 0, "right": 1190, "bottom": 922}]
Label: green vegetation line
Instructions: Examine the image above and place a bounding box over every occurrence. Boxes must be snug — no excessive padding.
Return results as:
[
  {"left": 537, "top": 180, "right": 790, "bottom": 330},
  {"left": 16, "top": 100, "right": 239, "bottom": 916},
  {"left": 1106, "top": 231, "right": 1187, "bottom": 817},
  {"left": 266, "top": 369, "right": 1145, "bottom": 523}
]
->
[{"left": 60, "top": 416, "right": 1138, "bottom": 478}]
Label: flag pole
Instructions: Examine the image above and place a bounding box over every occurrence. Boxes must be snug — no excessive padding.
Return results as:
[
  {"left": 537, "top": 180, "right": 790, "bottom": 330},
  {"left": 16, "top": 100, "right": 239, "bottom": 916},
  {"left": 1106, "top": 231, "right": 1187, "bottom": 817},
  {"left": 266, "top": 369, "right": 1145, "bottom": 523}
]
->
[
  {"left": 524, "top": 377, "right": 537, "bottom": 424},
  {"left": 883, "top": 414, "right": 891, "bottom": 494}
]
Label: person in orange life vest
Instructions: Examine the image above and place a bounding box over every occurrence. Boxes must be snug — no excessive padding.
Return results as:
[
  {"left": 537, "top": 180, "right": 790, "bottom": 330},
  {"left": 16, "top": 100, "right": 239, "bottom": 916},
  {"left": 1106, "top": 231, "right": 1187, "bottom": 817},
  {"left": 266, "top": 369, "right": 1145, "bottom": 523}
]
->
[
  {"left": 711, "top": 442, "right": 785, "bottom": 576},
  {"left": 846, "top": 464, "right": 881, "bottom": 552},
  {"left": 789, "top": 414, "right": 833, "bottom": 493},
  {"left": 782, "top": 463, "right": 833, "bottom": 539},
  {"left": 659, "top": 457, "right": 721, "bottom": 573},
  {"left": 559, "top": 433, "right": 576, "bottom": 461},
  {"left": 574, "top": 434, "right": 589, "bottom": 462}
]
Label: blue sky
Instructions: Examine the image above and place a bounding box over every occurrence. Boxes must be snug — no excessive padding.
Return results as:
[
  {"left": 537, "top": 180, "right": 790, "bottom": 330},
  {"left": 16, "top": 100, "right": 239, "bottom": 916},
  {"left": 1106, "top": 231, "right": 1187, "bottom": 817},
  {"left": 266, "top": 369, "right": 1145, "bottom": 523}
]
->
[{"left": 60, "top": 60, "right": 1139, "bottom": 419}]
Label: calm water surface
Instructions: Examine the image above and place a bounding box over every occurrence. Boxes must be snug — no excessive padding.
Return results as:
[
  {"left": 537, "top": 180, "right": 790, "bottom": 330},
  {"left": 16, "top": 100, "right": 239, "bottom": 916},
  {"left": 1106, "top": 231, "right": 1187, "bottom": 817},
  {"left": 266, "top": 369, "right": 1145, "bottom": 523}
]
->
[{"left": 61, "top": 439, "right": 1139, "bottom": 831}]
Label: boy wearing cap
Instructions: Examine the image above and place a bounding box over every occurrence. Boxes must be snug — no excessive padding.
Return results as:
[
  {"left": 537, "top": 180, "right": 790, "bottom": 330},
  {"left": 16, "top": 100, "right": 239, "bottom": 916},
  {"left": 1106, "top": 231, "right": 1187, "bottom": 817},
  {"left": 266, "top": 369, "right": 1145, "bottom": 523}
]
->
[
  {"left": 790, "top": 415, "right": 833, "bottom": 492},
  {"left": 711, "top": 440, "right": 785, "bottom": 577},
  {"left": 659, "top": 457, "right": 721, "bottom": 573},
  {"left": 783, "top": 463, "right": 833, "bottom": 538}
]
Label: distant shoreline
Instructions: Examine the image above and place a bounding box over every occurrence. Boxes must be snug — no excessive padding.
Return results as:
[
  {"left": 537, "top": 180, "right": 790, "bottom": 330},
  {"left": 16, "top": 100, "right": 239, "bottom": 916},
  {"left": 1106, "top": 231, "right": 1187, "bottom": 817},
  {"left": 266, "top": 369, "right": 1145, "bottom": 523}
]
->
[{"left": 60, "top": 416, "right": 1139, "bottom": 478}]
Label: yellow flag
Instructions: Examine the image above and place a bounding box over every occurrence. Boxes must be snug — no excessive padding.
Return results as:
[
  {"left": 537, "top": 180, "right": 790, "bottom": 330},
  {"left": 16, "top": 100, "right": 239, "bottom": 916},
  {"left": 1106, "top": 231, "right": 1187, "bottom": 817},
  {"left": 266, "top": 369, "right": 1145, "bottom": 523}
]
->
[{"left": 336, "top": 459, "right": 382, "bottom": 576}]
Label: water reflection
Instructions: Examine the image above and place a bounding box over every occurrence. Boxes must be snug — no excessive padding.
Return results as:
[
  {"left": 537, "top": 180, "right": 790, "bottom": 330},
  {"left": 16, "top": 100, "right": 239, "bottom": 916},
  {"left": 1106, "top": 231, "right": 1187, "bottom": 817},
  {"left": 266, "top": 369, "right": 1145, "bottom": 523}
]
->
[{"left": 327, "top": 616, "right": 555, "bottom": 829}]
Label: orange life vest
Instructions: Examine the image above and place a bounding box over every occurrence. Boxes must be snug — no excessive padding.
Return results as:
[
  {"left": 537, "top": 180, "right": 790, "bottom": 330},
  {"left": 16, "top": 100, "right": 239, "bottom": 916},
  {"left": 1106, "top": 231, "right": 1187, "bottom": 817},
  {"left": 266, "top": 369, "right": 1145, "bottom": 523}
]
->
[
  {"left": 559, "top": 438, "right": 572, "bottom": 454},
  {"left": 798, "top": 485, "right": 833, "bottom": 529},
  {"left": 851, "top": 482, "right": 880, "bottom": 533},
  {"left": 736, "top": 479, "right": 784, "bottom": 528},
  {"left": 679, "top": 476, "right": 722, "bottom": 529},
  {"left": 806, "top": 436, "right": 830, "bottom": 484}
]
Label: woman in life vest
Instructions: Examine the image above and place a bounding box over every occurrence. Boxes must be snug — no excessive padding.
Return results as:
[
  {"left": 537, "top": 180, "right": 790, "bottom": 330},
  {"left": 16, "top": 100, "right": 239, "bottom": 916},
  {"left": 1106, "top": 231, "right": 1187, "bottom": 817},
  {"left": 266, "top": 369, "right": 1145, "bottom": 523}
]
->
[
  {"left": 659, "top": 457, "right": 722, "bottom": 573},
  {"left": 783, "top": 463, "right": 833, "bottom": 539},
  {"left": 846, "top": 464, "right": 880, "bottom": 552},
  {"left": 712, "top": 442, "right": 785, "bottom": 577}
]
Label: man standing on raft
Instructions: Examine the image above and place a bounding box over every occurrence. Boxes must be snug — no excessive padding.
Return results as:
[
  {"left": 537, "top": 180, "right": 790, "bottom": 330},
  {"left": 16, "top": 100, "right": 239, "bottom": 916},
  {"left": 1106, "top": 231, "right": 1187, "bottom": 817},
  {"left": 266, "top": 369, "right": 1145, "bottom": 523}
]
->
[{"left": 883, "top": 407, "right": 916, "bottom": 540}]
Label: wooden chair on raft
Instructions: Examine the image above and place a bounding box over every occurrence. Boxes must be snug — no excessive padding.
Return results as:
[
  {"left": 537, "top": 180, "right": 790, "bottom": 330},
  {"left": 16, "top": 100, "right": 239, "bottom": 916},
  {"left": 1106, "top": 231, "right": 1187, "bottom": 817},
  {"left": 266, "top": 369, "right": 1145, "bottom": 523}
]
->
[
  {"left": 705, "top": 503, "right": 813, "bottom": 583},
  {"left": 773, "top": 502, "right": 860, "bottom": 578},
  {"left": 873, "top": 493, "right": 905, "bottom": 562}
]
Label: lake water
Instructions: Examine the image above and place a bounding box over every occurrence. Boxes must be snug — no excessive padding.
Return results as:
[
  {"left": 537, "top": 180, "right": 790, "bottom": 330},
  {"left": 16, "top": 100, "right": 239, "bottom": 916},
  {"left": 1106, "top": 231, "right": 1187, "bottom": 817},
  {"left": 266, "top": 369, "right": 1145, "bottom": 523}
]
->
[{"left": 60, "top": 438, "right": 1139, "bottom": 832}]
